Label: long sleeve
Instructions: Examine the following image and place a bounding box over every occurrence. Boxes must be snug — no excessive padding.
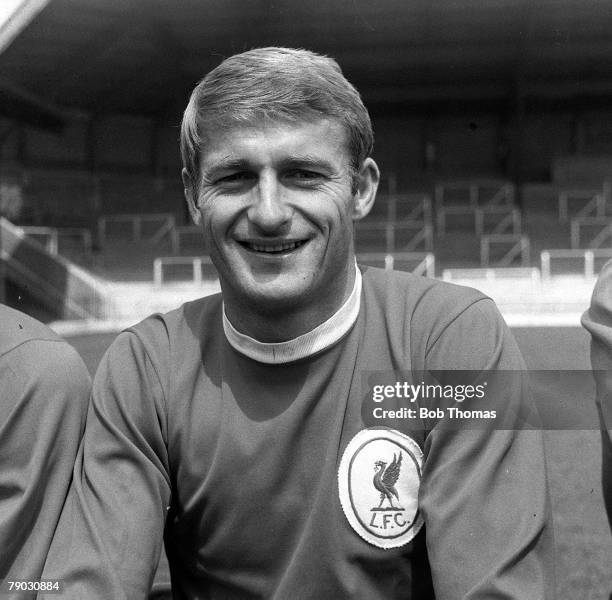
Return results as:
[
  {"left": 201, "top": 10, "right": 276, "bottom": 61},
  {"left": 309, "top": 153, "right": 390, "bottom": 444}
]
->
[
  {"left": 581, "top": 258, "right": 612, "bottom": 527},
  {"left": 582, "top": 259, "right": 612, "bottom": 427},
  {"left": 0, "top": 319, "right": 90, "bottom": 594},
  {"left": 418, "top": 298, "right": 555, "bottom": 599},
  {"left": 42, "top": 330, "right": 171, "bottom": 600}
]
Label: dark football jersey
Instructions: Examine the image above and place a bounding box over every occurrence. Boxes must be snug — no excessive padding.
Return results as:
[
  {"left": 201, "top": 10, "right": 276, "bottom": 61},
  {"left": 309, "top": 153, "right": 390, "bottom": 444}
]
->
[
  {"left": 43, "top": 267, "right": 554, "bottom": 599},
  {"left": 582, "top": 258, "right": 612, "bottom": 527},
  {"left": 0, "top": 305, "right": 90, "bottom": 591}
]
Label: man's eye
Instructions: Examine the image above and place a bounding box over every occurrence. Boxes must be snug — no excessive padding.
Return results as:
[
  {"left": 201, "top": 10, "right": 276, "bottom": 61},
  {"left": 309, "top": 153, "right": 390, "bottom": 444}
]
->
[
  {"left": 218, "top": 172, "right": 252, "bottom": 183},
  {"left": 287, "top": 170, "right": 323, "bottom": 182},
  {"left": 214, "top": 172, "right": 256, "bottom": 189}
]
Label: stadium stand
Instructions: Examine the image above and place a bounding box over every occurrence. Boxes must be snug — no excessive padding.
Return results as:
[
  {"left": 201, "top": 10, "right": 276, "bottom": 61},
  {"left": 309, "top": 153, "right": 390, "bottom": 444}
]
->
[
  {"left": 0, "top": 3, "right": 610, "bottom": 324},
  {"left": 97, "top": 212, "right": 176, "bottom": 247},
  {"left": 1, "top": 3, "right": 611, "bottom": 598},
  {"left": 355, "top": 252, "right": 435, "bottom": 277},
  {"left": 558, "top": 187, "right": 606, "bottom": 223},
  {"left": 169, "top": 225, "right": 202, "bottom": 255},
  {"left": 570, "top": 217, "right": 612, "bottom": 249},
  {"left": 1, "top": 217, "right": 110, "bottom": 319},
  {"left": 480, "top": 233, "right": 530, "bottom": 267},
  {"left": 21, "top": 225, "right": 92, "bottom": 257},
  {"left": 153, "top": 255, "right": 215, "bottom": 286}
]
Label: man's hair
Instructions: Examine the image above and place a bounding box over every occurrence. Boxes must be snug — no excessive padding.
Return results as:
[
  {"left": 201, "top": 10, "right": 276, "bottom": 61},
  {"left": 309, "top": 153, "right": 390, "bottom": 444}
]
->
[{"left": 180, "top": 47, "right": 374, "bottom": 188}]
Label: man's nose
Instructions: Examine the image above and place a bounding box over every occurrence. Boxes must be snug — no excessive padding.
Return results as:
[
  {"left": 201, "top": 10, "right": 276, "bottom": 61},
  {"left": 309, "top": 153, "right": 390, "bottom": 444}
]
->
[{"left": 247, "top": 172, "right": 291, "bottom": 232}]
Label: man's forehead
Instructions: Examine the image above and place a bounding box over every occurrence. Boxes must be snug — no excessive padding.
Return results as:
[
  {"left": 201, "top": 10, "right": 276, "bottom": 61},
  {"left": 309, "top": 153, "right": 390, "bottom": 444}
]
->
[{"left": 199, "top": 117, "right": 350, "bottom": 164}]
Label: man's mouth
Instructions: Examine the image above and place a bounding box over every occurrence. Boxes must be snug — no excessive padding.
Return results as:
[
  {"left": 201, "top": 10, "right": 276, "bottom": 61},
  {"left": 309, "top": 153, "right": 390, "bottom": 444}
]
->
[{"left": 239, "top": 240, "right": 308, "bottom": 254}]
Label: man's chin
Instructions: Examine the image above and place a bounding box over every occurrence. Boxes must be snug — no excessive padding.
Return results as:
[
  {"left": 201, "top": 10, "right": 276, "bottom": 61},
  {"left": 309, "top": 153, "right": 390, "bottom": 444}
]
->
[
  {"left": 227, "top": 279, "right": 315, "bottom": 313},
  {"left": 244, "top": 285, "right": 311, "bottom": 310}
]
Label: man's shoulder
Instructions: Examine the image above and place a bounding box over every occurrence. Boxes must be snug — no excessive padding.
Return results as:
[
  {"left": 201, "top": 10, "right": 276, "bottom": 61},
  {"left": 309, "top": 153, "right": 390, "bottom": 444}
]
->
[
  {"left": 106, "top": 292, "right": 224, "bottom": 368},
  {"left": 583, "top": 257, "right": 612, "bottom": 334},
  {"left": 0, "top": 304, "right": 64, "bottom": 357},
  {"left": 360, "top": 266, "right": 488, "bottom": 315},
  {"left": 0, "top": 305, "right": 88, "bottom": 379},
  {"left": 359, "top": 267, "right": 510, "bottom": 368},
  {"left": 0, "top": 305, "right": 90, "bottom": 406},
  {"left": 127, "top": 292, "right": 223, "bottom": 341}
]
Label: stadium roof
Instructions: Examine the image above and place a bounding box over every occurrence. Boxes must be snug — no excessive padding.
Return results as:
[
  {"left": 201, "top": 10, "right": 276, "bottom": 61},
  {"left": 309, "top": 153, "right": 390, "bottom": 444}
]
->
[{"left": 1, "top": 0, "right": 612, "bottom": 126}]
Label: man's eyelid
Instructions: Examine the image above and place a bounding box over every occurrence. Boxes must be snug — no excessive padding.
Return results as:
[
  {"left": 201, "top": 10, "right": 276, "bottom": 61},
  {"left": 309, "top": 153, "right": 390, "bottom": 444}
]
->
[
  {"left": 215, "top": 170, "right": 256, "bottom": 183},
  {"left": 285, "top": 167, "right": 327, "bottom": 179}
]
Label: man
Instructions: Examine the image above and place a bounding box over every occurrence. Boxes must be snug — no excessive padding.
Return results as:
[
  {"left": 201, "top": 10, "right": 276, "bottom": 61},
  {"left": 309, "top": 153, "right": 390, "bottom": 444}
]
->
[
  {"left": 44, "top": 47, "right": 553, "bottom": 598},
  {"left": 0, "top": 304, "right": 90, "bottom": 595},
  {"left": 582, "top": 259, "right": 612, "bottom": 527}
]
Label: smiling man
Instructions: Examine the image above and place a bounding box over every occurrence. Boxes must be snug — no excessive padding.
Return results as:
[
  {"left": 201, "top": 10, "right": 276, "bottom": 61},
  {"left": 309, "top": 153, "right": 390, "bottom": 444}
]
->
[
  {"left": 44, "top": 48, "right": 554, "bottom": 599},
  {"left": 184, "top": 117, "right": 374, "bottom": 341}
]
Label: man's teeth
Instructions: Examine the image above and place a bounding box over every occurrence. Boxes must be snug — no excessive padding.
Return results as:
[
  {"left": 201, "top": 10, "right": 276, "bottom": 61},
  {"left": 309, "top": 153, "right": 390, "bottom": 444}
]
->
[{"left": 248, "top": 241, "right": 303, "bottom": 253}]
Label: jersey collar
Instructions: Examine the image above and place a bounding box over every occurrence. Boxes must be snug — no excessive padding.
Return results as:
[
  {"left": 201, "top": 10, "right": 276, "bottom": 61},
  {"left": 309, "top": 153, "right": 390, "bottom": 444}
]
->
[{"left": 222, "top": 264, "right": 362, "bottom": 364}]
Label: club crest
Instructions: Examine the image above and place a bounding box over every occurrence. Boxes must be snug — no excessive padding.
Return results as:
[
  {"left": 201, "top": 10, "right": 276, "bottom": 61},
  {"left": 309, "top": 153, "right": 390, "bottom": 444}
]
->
[{"left": 338, "top": 428, "right": 423, "bottom": 549}]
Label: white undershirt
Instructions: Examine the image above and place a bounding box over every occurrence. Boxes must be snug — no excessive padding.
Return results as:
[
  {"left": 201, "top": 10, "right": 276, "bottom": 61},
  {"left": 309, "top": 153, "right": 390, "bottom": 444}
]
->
[{"left": 222, "top": 264, "right": 362, "bottom": 364}]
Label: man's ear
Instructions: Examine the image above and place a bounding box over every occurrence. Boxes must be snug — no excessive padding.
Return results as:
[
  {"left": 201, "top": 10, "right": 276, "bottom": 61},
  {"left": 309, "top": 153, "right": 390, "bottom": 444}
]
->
[
  {"left": 352, "top": 158, "right": 380, "bottom": 221},
  {"left": 182, "top": 168, "right": 202, "bottom": 225}
]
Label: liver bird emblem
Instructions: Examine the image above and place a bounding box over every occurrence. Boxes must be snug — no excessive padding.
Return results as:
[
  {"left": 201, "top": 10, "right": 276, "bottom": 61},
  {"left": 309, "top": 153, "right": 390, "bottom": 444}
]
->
[{"left": 373, "top": 453, "right": 403, "bottom": 509}]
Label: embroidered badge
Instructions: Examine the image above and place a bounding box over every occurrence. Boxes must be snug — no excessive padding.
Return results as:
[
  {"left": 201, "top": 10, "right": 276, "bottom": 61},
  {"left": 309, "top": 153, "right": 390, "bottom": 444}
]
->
[{"left": 338, "top": 428, "right": 424, "bottom": 549}]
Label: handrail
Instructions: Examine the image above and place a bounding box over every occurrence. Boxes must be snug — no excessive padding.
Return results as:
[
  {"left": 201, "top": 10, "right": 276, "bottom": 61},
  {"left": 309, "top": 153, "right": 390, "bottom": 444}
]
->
[
  {"left": 435, "top": 179, "right": 514, "bottom": 210},
  {"left": 98, "top": 213, "right": 176, "bottom": 246},
  {"left": 569, "top": 217, "right": 612, "bottom": 249},
  {"left": 1, "top": 217, "right": 110, "bottom": 318},
  {"left": 357, "top": 252, "right": 435, "bottom": 278},
  {"left": 481, "top": 234, "right": 530, "bottom": 267},
  {"left": 356, "top": 220, "right": 433, "bottom": 252},
  {"left": 540, "top": 248, "right": 612, "bottom": 280},
  {"left": 474, "top": 206, "right": 521, "bottom": 236},
  {"left": 153, "top": 255, "right": 215, "bottom": 286},
  {"left": 170, "top": 225, "right": 201, "bottom": 254},
  {"left": 558, "top": 189, "right": 605, "bottom": 223}
]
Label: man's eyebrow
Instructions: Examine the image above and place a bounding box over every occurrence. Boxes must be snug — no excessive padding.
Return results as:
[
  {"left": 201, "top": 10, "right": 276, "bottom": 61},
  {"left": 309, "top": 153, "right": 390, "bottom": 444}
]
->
[
  {"left": 279, "top": 155, "right": 337, "bottom": 170},
  {"left": 202, "top": 157, "right": 249, "bottom": 177},
  {"left": 203, "top": 154, "right": 339, "bottom": 177}
]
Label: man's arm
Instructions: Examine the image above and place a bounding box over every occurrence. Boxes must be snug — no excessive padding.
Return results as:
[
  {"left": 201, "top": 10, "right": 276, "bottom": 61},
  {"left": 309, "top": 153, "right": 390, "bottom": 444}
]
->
[
  {"left": 581, "top": 258, "right": 612, "bottom": 528},
  {"left": 417, "top": 297, "right": 555, "bottom": 599},
  {"left": 42, "top": 330, "right": 171, "bottom": 600},
  {"left": 0, "top": 332, "right": 90, "bottom": 587}
]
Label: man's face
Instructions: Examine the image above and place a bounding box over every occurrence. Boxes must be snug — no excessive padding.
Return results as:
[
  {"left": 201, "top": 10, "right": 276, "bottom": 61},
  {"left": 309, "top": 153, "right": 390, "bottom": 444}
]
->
[{"left": 183, "top": 117, "right": 378, "bottom": 321}]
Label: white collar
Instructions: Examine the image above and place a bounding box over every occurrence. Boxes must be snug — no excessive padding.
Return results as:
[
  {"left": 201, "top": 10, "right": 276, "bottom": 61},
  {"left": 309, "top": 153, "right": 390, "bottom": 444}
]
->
[{"left": 222, "top": 264, "right": 362, "bottom": 364}]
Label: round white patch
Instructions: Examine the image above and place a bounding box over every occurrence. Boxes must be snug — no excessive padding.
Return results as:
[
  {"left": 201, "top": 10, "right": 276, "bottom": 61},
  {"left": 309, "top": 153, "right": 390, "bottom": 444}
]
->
[{"left": 338, "top": 428, "right": 424, "bottom": 549}]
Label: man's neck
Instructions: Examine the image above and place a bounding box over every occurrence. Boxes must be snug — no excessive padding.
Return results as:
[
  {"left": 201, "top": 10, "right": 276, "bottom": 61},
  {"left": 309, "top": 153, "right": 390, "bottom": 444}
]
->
[
  {"left": 223, "top": 265, "right": 357, "bottom": 343},
  {"left": 222, "top": 265, "right": 362, "bottom": 364}
]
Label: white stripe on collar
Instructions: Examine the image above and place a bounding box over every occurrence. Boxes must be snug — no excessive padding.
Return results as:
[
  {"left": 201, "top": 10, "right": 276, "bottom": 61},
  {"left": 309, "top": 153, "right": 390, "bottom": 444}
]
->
[{"left": 222, "top": 264, "right": 362, "bottom": 364}]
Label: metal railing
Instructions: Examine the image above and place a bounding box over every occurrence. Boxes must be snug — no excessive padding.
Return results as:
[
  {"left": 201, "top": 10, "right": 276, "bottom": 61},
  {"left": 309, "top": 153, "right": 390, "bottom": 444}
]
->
[
  {"left": 569, "top": 217, "right": 612, "bottom": 249},
  {"left": 540, "top": 248, "right": 612, "bottom": 280},
  {"left": 1, "top": 217, "right": 110, "bottom": 318},
  {"left": 98, "top": 213, "right": 176, "bottom": 246},
  {"left": 170, "top": 225, "right": 202, "bottom": 254},
  {"left": 388, "top": 193, "right": 433, "bottom": 224},
  {"left": 474, "top": 206, "right": 521, "bottom": 236},
  {"left": 435, "top": 179, "right": 514, "bottom": 208},
  {"left": 436, "top": 205, "right": 475, "bottom": 236},
  {"left": 355, "top": 221, "right": 434, "bottom": 253},
  {"left": 558, "top": 188, "right": 606, "bottom": 223},
  {"left": 435, "top": 179, "right": 515, "bottom": 235},
  {"left": 153, "top": 255, "right": 215, "bottom": 286},
  {"left": 480, "top": 234, "right": 530, "bottom": 267},
  {"left": 442, "top": 267, "right": 540, "bottom": 283},
  {"left": 357, "top": 252, "right": 435, "bottom": 278},
  {"left": 21, "top": 226, "right": 93, "bottom": 255}
]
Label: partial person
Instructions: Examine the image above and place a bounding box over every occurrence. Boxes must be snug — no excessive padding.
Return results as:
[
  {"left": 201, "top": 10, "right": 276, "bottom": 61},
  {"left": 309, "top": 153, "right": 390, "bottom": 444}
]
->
[
  {"left": 43, "top": 47, "right": 554, "bottom": 599},
  {"left": 582, "top": 259, "right": 612, "bottom": 528},
  {"left": 0, "top": 304, "right": 90, "bottom": 595}
]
